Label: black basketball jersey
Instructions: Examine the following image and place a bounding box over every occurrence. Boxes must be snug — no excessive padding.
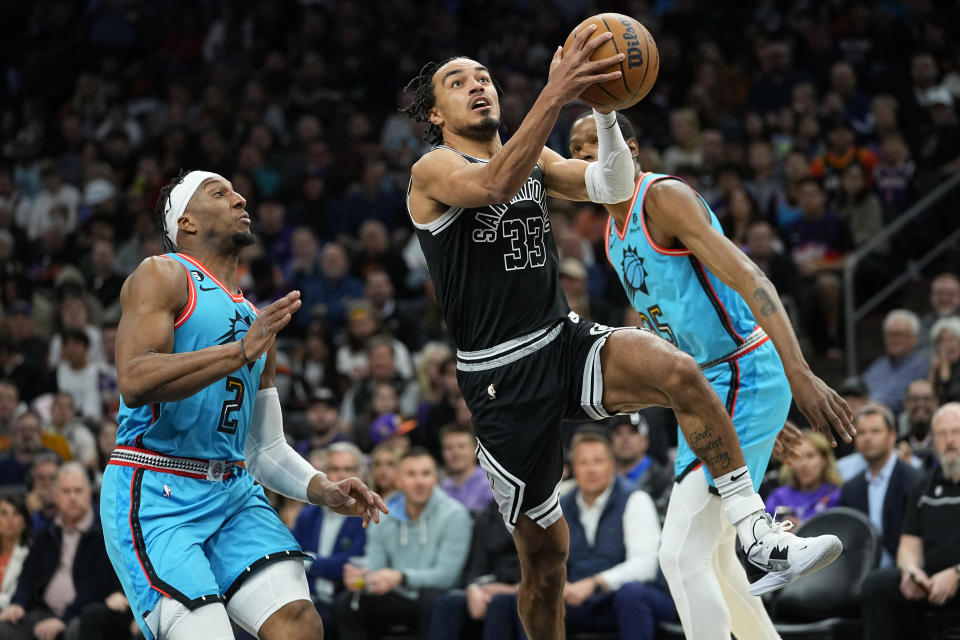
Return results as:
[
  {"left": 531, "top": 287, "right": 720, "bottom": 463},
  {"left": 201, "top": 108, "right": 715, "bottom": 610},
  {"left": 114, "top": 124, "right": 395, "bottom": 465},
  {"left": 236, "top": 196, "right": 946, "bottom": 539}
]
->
[{"left": 410, "top": 145, "right": 569, "bottom": 351}]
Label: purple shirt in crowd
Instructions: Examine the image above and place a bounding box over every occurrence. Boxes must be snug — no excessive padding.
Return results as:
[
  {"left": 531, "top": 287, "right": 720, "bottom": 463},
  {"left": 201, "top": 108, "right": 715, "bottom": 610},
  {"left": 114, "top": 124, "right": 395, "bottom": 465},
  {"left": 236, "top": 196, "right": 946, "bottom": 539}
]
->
[
  {"left": 440, "top": 466, "right": 494, "bottom": 512},
  {"left": 765, "top": 483, "right": 841, "bottom": 521}
]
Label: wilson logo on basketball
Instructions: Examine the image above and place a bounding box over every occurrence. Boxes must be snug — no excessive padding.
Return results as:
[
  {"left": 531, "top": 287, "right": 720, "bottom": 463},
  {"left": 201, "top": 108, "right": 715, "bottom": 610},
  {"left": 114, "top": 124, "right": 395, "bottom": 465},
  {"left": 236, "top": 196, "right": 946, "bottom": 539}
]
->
[{"left": 618, "top": 17, "right": 644, "bottom": 68}]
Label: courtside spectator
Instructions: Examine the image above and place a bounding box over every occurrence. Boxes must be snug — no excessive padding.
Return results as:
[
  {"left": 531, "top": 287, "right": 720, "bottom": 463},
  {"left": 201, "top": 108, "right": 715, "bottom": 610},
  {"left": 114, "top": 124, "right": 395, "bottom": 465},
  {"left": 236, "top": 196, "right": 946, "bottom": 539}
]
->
[
  {"left": 439, "top": 423, "right": 493, "bottom": 513},
  {"left": 861, "top": 404, "right": 960, "bottom": 639},
  {"left": 863, "top": 310, "right": 930, "bottom": 413}
]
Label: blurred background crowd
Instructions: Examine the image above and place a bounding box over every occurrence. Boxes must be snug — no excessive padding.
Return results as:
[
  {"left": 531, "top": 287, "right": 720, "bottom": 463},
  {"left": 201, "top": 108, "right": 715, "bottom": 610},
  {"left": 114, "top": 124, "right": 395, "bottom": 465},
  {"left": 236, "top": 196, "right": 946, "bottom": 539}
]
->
[{"left": 0, "top": 0, "right": 959, "bottom": 638}]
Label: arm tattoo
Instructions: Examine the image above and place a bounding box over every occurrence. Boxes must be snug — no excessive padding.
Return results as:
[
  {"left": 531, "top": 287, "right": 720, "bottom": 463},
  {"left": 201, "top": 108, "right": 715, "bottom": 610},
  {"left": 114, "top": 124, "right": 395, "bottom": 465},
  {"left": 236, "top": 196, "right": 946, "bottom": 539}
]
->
[
  {"left": 688, "top": 426, "right": 732, "bottom": 471},
  {"left": 753, "top": 288, "right": 777, "bottom": 317}
]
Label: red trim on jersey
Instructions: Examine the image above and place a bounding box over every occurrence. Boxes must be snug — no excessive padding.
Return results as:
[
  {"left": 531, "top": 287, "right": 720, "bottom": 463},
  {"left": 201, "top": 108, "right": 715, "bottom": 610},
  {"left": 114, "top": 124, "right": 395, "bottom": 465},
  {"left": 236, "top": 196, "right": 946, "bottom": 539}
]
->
[
  {"left": 611, "top": 173, "right": 647, "bottom": 241},
  {"left": 637, "top": 175, "right": 693, "bottom": 256},
  {"left": 729, "top": 358, "right": 741, "bottom": 418},
  {"left": 173, "top": 264, "right": 197, "bottom": 328},
  {"left": 691, "top": 259, "right": 745, "bottom": 343},
  {"left": 114, "top": 445, "right": 241, "bottom": 466},
  {"left": 604, "top": 215, "right": 614, "bottom": 268},
  {"left": 112, "top": 460, "right": 230, "bottom": 480},
  {"left": 176, "top": 253, "right": 244, "bottom": 302},
  {"left": 129, "top": 472, "right": 173, "bottom": 599}
]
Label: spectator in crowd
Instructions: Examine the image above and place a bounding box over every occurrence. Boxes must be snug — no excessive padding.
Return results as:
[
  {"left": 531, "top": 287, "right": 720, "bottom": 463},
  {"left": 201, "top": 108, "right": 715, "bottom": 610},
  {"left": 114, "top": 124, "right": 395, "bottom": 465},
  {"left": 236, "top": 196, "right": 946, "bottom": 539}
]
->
[
  {"left": 774, "top": 149, "right": 812, "bottom": 231},
  {"left": 96, "top": 321, "right": 119, "bottom": 416},
  {"left": 24, "top": 455, "right": 59, "bottom": 533},
  {"left": 0, "top": 414, "right": 64, "bottom": 486},
  {"left": 0, "top": 381, "right": 24, "bottom": 436},
  {"left": 765, "top": 430, "right": 843, "bottom": 526},
  {"left": 916, "top": 87, "right": 960, "bottom": 176},
  {"left": 861, "top": 403, "right": 960, "bottom": 639},
  {"left": 874, "top": 132, "right": 916, "bottom": 215},
  {"left": 929, "top": 317, "right": 960, "bottom": 404},
  {"left": 898, "top": 379, "right": 940, "bottom": 471},
  {"left": 336, "top": 301, "right": 414, "bottom": 384},
  {"left": 25, "top": 163, "right": 80, "bottom": 242},
  {"left": 365, "top": 269, "right": 424, "bottom": 352},
  {"left": 719, "top": 186, "right": 759, "bottom": 249},
  {"left": 0, "top": 494, "right": 31, "bottom": 609},
  {"left": 863, "top": 310, "right": 931, "bottom": 414},
  {"left": 919, "top": 273, "right": 960, "bottom": 350},
  {"left": 439, "top": 423, "right": 493, "bottom": 513},
  {"left": 294, "top": 387, "right": 345, "bottom": 457},
  {"left": 47, "top": 293, "right": 104, "bottom": 366},
  {"left": 342, "top": 338, "right": 418, "bottom": 450},
  {"left": 412, "top": 343, "right": 454, "bottom": 412},
  {"left": 810, "top": 117, "right": 876, "bottom": 202},
  {"left": 369, "top": 443, "right": 401, "bottom": 502},
  {"left": 0, "top": 463, "right": 123, "bottom": 640},
  {"left": 335, "top": 448, "right": 471, "bottom": 640},
  {"left": 415, "top": 356, "right": 461, "bottom": 461},
  {"left": 610, "top": 414, "right": 672, "bottom": 517},
  {"left": 840, "top": 404, "right": 920, "bottom": 567},
  {"left": 744, "top": 140, "right": 778, "bottom": 218},
  {"left": 352, "top": 221, "right": 410, "bottom": 298},
  {"left": 0, "top": 336, "right": 50, "bottom": 405},
  {"left": 428, "top": 499, "right": 522, "bottom": 640},
  {"left": 293, "top": 442, "right": 368, "bottom": 638},
  {"left": 662, "top": 108, "right": 702, "bottom": 173},
  {"left": 784, "top": 177, "right": 853, "bottom": 355},
  {"left": 86, "top": 239, "right": 124, "bottom": 310},
  {"left": 369, "top": 412, "right": 416, "bottom": 454},
  {"left": 486, "top": 430, "right": 674, "bottom": 640},
  {"left": 54, "top": 329, "right": 102, "bottom": 422},
  {"left": 289, "top": 323, "right": 339, "bottom": 410},
  {"left": 745, "top": 220, "right": 799, "bottom": 305},
  {"left": 837, "top": 162, "right": 884, "bottom": 250},
  {"left": 295, "top": 241, "right": 364, "bottom": 336},
  {"left": 6, "top": 304, "right": 46, "bottom": 367},
  {"left": 90, "top": 418, "right": 117, "bottom": 494},
  {"left": 45, "top": 393, "right": 96, "bottom": 469}
]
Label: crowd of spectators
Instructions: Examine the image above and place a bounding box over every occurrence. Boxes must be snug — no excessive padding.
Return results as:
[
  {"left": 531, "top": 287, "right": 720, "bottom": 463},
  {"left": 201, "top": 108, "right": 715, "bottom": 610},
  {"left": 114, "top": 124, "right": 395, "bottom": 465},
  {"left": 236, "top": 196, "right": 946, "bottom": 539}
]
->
[{"left": 0, "top": 0, "right": 959, "bottom": 638}]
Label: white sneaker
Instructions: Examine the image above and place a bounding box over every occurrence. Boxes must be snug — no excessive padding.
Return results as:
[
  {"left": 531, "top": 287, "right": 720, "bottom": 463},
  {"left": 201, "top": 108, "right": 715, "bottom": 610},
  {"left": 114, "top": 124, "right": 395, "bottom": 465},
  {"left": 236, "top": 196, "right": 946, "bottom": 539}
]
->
[{"left": 740, "top": 513, "right": 843, "bottom": 596}]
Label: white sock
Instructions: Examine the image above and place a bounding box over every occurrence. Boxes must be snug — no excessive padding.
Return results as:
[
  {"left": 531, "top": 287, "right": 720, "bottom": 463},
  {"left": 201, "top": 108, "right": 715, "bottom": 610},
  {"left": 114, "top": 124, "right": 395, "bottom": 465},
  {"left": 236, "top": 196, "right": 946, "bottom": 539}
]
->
[{"left": 714, "top": 466, "right": 767, "bottom": 547}]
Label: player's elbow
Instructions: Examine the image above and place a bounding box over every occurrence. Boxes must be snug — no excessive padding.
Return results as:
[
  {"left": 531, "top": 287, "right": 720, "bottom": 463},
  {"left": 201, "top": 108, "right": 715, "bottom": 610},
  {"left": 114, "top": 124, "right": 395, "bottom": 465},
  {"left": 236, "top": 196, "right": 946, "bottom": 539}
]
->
[{"left": 119, "top": 382, "right": 147, "bottom": 409}]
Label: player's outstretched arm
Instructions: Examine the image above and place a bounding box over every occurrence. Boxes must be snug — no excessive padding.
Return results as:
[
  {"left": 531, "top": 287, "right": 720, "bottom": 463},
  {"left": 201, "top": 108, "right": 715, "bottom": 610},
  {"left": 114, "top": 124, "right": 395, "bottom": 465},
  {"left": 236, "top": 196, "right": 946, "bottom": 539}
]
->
[
  {"left": 644, "top": 180, "right": 855, "bottom": 446},
  {"left": 245, "top": 349, "right": 388, "bottom": 527},
  {"left": 541, "top": 111, "right": 635, "bottom": 204},
  {"left": 409, "top": 26, "right": 622, "bottom": 218},
  {"left": 116, "top": 257, "right": 300, "bottom": 408}
]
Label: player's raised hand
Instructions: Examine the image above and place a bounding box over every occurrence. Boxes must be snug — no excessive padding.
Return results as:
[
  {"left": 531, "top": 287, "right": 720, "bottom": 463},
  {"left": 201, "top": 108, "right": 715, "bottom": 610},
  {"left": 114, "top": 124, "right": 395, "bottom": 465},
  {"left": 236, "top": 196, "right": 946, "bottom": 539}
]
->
[
  {"left": 242, "top": 290, "right": 301, "bottom": 361},
  {"left": 313, "top": 476, "right": 390, "bottom": 528},
  {"left": 547, "top": 25, "right": 623, "bottom": 104},
  {"left": 789, "top": 371, "right": 856, "bottom": 447}
]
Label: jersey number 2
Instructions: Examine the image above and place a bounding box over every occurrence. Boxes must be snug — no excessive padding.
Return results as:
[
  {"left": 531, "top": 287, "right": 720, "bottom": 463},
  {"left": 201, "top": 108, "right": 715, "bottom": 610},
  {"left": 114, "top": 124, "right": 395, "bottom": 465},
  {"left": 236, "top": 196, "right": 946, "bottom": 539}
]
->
[{"left": 217, "top": 377, "right": 245, "bottom": 434}]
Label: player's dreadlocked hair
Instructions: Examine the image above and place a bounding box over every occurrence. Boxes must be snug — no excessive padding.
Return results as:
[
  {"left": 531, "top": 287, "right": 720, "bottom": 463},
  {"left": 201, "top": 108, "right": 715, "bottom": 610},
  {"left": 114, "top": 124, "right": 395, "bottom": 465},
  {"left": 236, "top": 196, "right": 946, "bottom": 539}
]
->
[
  {"left": 152, "top": 168, "right": 191, "bottom": 252},
  {"left": 400, "top": 56, "right": 463, "bottom": 147}
]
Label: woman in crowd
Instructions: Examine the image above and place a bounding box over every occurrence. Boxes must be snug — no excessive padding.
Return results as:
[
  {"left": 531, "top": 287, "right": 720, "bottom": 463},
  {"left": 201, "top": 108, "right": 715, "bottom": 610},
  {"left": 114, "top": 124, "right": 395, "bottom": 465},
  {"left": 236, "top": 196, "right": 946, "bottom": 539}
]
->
[
  {"left": 0, "top": 494, "right": 30, "bottom": 609},
  {"left": 765, "top": 430, "right": 843, "bottom": 527}
]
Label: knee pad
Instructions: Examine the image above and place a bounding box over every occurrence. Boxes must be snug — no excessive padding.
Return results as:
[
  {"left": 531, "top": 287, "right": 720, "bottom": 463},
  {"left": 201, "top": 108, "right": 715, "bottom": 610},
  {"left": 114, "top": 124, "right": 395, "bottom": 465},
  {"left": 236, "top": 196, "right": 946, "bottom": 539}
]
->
[{"left": 226, "top": 558, "right": 312, "bottom": 635}]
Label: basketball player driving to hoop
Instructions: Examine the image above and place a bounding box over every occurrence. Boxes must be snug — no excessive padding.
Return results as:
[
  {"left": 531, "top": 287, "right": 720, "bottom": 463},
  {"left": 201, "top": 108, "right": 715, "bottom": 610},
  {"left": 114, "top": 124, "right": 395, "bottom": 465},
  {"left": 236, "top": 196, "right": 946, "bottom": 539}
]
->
[{"left": 402, "top": 26, "right": 851, "bottom": 640}]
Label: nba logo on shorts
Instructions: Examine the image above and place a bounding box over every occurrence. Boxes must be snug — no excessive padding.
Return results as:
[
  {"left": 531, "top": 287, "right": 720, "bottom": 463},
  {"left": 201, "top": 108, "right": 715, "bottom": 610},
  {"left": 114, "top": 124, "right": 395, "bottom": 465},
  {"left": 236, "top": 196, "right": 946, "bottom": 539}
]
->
[{"left": 162, "top": 485, "right": 172, "bottom": 498}]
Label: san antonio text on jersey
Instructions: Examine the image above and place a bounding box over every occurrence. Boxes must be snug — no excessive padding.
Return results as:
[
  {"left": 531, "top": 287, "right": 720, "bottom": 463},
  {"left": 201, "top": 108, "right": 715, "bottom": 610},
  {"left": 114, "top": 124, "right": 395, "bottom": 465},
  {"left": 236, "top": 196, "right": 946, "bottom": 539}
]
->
[{"left": 410, "top": 146, "right": 568, "bottom": 351}]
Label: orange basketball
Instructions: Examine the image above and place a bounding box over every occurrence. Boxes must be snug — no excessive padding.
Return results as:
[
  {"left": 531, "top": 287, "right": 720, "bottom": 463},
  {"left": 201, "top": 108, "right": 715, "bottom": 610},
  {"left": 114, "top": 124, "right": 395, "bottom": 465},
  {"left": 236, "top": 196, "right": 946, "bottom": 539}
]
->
[{"left": 561, "top": 13, "right": 659, "bottom": 111}]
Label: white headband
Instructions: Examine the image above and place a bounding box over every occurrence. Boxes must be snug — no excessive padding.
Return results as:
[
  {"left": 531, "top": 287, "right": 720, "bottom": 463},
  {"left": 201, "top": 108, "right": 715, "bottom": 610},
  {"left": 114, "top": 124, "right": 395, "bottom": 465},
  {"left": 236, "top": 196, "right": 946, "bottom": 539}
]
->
[{"left": 163, "top": 171, "right": 224, "bottom": 248}]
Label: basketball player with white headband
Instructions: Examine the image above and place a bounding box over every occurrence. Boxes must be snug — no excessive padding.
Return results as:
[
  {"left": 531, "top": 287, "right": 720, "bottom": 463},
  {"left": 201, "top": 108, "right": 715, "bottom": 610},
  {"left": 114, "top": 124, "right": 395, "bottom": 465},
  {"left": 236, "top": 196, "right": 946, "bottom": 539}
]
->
[{"left": 101, "top": 169, "right": 388, "bottom": 639}]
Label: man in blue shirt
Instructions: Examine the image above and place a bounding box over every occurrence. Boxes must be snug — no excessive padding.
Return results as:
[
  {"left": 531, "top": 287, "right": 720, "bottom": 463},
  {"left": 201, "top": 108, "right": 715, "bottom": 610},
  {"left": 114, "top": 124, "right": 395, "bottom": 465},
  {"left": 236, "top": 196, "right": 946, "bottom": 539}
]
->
[{"left": 840, "top": 404, "right": 919, "bottom": 566}]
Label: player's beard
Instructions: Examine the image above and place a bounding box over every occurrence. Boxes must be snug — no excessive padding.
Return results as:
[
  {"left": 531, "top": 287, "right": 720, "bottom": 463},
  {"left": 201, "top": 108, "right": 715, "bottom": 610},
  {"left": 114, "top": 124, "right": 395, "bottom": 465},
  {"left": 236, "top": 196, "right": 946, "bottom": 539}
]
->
[
  {"left": 228, "top": 231, "right": 257, "bottom": 253},
  {"left": 462, "top": 115, "right": 500, "bottom": 142}
]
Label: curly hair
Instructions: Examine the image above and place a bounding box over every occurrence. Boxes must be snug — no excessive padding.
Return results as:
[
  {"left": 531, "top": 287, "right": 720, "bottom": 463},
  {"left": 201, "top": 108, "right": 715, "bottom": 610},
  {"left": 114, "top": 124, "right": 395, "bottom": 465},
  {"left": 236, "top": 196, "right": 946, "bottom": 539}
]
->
[
  {"left": 400, "top": 56, "right": 469, "bottom": 147},
  {"left": 152, "top": 168, "right": 191, "bottom": 252}
]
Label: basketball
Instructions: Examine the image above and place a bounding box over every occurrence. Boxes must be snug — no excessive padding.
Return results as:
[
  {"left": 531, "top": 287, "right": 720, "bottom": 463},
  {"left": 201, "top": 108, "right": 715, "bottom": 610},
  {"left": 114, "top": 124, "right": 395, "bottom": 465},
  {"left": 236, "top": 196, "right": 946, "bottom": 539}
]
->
[{"left": 562, "top": 13, "right": 659, "bottom": 111}]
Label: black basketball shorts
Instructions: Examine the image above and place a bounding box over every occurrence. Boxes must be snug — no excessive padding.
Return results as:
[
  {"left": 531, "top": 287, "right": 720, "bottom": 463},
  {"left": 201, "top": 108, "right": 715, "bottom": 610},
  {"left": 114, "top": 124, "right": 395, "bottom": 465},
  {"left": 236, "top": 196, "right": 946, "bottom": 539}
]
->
[{"left": 456, "top": 311, "right": 625, "bottom": 531}]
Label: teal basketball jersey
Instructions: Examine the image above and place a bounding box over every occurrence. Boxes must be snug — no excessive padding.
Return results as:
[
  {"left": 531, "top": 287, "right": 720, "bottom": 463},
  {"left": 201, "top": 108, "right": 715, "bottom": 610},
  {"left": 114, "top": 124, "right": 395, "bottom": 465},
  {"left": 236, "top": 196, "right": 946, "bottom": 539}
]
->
[
  {"left": 605, "top": 173, "right": 760, "bottom": 365},
  {"left": 116, "top": 253, "right": 266, "bottom": 460}
]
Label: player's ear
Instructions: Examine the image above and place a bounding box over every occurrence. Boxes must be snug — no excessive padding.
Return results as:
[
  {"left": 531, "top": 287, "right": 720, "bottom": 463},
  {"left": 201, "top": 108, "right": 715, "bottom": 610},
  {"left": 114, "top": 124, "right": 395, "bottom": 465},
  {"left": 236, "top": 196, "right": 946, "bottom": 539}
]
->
[
  {"left": 178, "top": 212, "right": 198, "bottom": 237},
  {"left": 428, "top": 106, "right": 443, "bottom": 128},
  {"left": 627, "top": 138, "right": 640, "bottom": 159}
]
